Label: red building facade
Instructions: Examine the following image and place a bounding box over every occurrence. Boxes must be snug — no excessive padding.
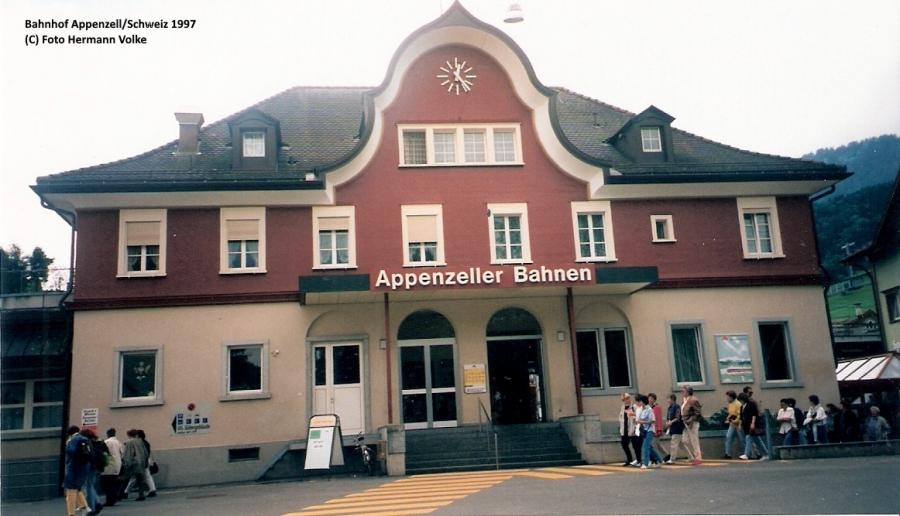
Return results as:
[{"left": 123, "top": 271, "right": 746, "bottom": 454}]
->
[{"left": 34, "top": 4, "right": 847, "bottom": 485}]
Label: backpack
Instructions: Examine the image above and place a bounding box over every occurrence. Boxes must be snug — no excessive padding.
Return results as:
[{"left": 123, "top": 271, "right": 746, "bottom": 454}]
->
[
  {"left": 74, "top": 438, "right": 93, "bottom": 465},
  {"left": 91, "top": 439, "right": 110, "bottom": 471}
]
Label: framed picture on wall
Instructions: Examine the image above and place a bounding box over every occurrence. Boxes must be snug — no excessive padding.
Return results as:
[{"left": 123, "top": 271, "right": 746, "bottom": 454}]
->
[{"left": 715, "top": 334, "right": 754, "bottom": 384}]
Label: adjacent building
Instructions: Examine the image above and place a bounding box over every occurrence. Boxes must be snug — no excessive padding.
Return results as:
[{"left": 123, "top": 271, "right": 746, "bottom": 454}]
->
[{"left": 32, "top": 3, "right": 849, "bottom": 486}]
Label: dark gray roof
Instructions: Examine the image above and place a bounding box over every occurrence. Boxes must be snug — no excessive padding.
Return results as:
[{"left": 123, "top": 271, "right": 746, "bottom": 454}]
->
[
  {"left": 551, "top": 88, "right": 848, "bottom": 182},
  {"left": 34, "top": 86, "right": 369, "bottom": 192},
  {"left": 33, "top": 2, "right": 846, "bottom": 194}
]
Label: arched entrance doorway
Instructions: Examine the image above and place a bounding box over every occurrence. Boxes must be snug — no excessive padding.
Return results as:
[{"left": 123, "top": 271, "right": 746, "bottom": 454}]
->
[
  {"left": 486, "top": 307, "right": 545, "bottom": 424},
  {"left": 398, "top": 310, "right": 458, "bottom": 429}
]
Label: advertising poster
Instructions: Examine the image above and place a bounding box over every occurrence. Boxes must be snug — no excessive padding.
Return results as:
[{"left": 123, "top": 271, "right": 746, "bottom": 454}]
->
[{"left": 716, "top": 334, "right": 754, "bottom": 384}]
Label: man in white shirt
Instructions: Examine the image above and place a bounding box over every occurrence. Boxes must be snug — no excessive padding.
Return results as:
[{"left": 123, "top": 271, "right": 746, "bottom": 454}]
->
[{"left": 101, "top": 428, "right": 124, "bottom": 506}]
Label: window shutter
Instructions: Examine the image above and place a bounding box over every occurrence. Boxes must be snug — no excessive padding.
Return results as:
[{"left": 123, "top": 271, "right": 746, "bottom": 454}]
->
[
  {"left": 126, "top": 221, "right": 160, "bottom": 245},
  {"left": 407, "top": 215, "right": 437, "bottom": 242},
  {"left": 226, "top": 219, "right": 259, "bottom": 241},
  {"left": 318, "top": 217, "right": 349, "bottom": 232}
]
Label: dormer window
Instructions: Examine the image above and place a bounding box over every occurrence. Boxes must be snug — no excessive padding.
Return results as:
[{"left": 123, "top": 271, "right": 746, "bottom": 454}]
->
[
  {"left": 228, "top": 110, "right": 280, "bottom": 171},
  {"left": 641, "top": 127, "right": 662, "bottom": 153},
  {"left": 242, "top": 131, "right": 266, "bottom": 158},
  {"left": 605, "top": 106, "right": 674, "bottom": 163}
]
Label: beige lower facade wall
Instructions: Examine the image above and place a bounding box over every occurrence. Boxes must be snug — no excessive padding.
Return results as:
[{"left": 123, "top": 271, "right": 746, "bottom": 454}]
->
[{"left": 68, "top": 284, "right": 838, "bottom": 486}]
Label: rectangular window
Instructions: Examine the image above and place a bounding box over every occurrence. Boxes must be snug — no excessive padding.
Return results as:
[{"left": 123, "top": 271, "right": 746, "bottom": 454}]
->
[
  {"left": 403, "top": 205, "right": 445, "bottom": 266},
  {"left": 118, "top": 209, "right": 166, "bottom": 277},
  {"left": 242, "top": 131, "right": 265, "bottom": 157},
  {"left": 758, "top": 322, "right": 794, "bottom": 382},
  {"left": 651, "top": 214, "right": 675, "bottom": 242},
  {"left": 403, "top": 130, "right": 427, "bottom": 165},
  {"left": 221, "top": 208, "right": 265, "bottom": 273},
  {"left": 576, "top": 328, "right": 632, "bottom": 391},
  {"left": 1, "top": 379, "right": 64, "bottom": 431},
  {"left": 571, "top": 201, "right": 617, "bottom": 262},
  {"left": 221, "top": 342, "right": 270, "bottom": 401},
  {"left": 488, "top": 203, "right": 530, "bottom": 264},
  {"left": 115, "top": 348, "right": 162, "bottom": 406},
  {"left": 886, "top": 288, "right": 900, "bottom": 322},
  {"left": 737, "top": 197, "right": 784, "bottom": 259},
  {"left": 641, "top": 127, "right": 662, "bottom": 152},
  {"left": 493, "top": 130, "right": 516, "bottom": 163},
  {"left": 433, "top": 131, "right": 456, "bottom": 164},
  {"left": 464, "top": 130, "right": 486, "bottom": 163},
  {"left": 398, "top": 124, "right": 522, "bottom": 166},
  {"left": 313, "top": 206, "right": 356, "bottom": 269},
  {"left": 671, "top": 325, "right": 706, "bottom": 385}
]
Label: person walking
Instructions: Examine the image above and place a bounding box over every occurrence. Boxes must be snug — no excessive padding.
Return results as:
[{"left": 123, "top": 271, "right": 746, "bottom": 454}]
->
[
  {"left": 680, "top": 385, "right": 703, "bottom": 465},
  {"left": 723, "top": 390, "right": 743, "bottom": 458},
  {"left": 101, "top": 428, "right": 124, "bottom": 506},
  {"left": 136, "top": 430, "right": 158, "bottom": 497},
  {"left": 63, "top": 426, "right": 91, "bottom": 516},
  {"left": 648, "top": 393, "right": 666, "bottom": 465},
  {"left": 120, "top": 429, "right": 149, "bottom": 502},
  {"left": 618, "top": 393, "right": 641, "bottom": 466},
  {"left": 863, "top": 405, "right": 891, "bottom": 441},
  {"left": 777, "top": 398, "right": 800, "bottom": 445},
  {"left": 836, "top": 400, "right": 860, "bottom": 442},
  {"left": 739, "top": 392, "right": 769, "bottom": 460},
  {"left": 804, "top": 395, "right": 828, "bottom": 444},
  {"left": 635, "top": 394, "right": 663, "bottom": 469},
  {"left": 664, "top": 394, "right": 694, "bottom": 464}
]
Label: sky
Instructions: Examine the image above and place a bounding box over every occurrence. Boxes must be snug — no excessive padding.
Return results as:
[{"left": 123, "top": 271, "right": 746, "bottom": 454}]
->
[{"left": 2, "top": 0, "right": 899, "bottom": 278}]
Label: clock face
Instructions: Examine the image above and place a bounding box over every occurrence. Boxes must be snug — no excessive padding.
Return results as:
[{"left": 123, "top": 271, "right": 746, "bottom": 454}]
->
[{"left": 437, "top": 57, "right": 476, "bottom": 95}]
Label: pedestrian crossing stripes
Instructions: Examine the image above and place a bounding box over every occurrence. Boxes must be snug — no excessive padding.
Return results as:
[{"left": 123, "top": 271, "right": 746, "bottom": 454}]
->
[{"left": 283, "top": 461, "right": 739, "bottom": 515}]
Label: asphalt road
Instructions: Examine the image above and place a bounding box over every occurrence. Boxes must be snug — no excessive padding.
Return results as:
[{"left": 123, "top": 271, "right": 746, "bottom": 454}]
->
[{"left": 4, "top": 455, "right": 898, "bottom": 515}]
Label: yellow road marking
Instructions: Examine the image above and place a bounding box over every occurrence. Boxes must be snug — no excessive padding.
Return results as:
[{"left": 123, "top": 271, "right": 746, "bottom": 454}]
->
[
  {"left": 513, "top": 470, "right": 572, "bottom": 479},
  {"left": 284, "top": 499, "right": 453, "bottom": 516},
  {"left": 404, "top": 468, "right": 529, "bottom": 479},
  {"left": 545, "top": 466, "right": 611, "bottom": 476},
  {"left": 317, "top": 494, "right": 467, "bottom": 508},
  {"left": 344, "top": 488, "right": 484, "bottom": 499},
  {"left": 581, "top": 464, "right": 645, "bottom": 473}
]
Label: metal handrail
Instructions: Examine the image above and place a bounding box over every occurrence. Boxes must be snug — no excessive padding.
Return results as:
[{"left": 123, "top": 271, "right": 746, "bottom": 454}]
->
[{"left": 477, "top": 399, "right": 500, "bottom": 470}]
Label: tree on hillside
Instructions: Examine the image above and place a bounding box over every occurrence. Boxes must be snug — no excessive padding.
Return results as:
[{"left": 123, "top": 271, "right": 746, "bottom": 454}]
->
[{"left": 0, "top": 245, "right": 56, "bottom": 294}]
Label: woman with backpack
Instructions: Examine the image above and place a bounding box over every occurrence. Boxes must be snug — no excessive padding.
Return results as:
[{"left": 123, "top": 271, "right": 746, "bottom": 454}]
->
[{"left": 63, "top": 426, "right": 91, "bottom": 516}]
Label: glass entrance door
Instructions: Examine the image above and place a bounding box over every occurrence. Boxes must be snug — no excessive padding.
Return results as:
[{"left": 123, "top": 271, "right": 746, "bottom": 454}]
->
[{"left": 400, "top": 339, "right": 457, "bottom": 429}]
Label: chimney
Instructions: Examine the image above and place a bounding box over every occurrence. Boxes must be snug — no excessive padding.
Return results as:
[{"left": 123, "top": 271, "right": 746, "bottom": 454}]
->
[{"left": 174, "top": 112, "right": 204, "bottom": 154}]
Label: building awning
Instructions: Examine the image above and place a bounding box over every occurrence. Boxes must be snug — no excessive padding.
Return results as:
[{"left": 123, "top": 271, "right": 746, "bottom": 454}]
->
[
  {"left": 1, "top": 309, "right": 70, "bottom": 359},
  {"left": 298, "top": 266, "right": 658, "bottom": 305},
  {"left": 835, "top": 352, "right": 900, "bottom": 382}
]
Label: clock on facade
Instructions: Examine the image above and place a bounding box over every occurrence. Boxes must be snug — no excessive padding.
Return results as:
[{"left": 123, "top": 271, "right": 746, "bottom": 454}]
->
[{"left": 437, "top": 57, "right": 476, "bottom": 95}]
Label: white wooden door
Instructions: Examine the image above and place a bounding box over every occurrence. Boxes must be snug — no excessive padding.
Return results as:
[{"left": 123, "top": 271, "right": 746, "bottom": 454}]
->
[{"left": 312, "top": 342, "right": 364, "bottom": 435}]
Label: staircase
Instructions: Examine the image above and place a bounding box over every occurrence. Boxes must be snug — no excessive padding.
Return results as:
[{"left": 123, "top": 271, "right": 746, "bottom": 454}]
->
[{"left": 405, "top": 423, "right": 584, "bottom": 475}]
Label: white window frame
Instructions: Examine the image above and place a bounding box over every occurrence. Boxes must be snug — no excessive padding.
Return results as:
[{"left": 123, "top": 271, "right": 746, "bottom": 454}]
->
[
  {"left": 220, "top": 207, "right": 266, "bottom": 274},
  {"left": 756, "top": 320, "right": 802, "bottom": 387},
  {"left": 221, "top": 341, "right": 270, "bottom": 401},
  {"left": 401, "top": 204, "right": 446, "bottom": 267},
  {"left": 651, "top": 214, "right": 676, "bottom": 242},
  {"left": 488, "top": 202, "right": 531, "bottom": 265},
  {"left": 571, "top": 201, "right": 617, "bottom": 263},
  {"left": 576, "top": 327, "right": 635, "bottom": 394},
  {"left": 313, "top": 206, "right": 357, "bottom": 269},
  {"left": 886, "top": 288, "right": 900, "bottom": 323},
  {"left": 641, "top": 127, "right": 662, "bottom": 152},
  {"left": 112, "top": 346, "right": 164, "bottom": 408},
  {"left": 117, "top": 209, "right": 167, "bottom": 278},
  {"left": 737, "top": 197, "right": 785, "bottom": 259},
  {"left": 1, "top": 378, "right": 65, "bottom": 433},
  {"left": 398, "top": 124, "right": 523, "bottom": 167},
  {"left": 668, "top": 323, "right": 710, "bottom": 388},
  {"left": 242, "top": 131, "right": 266, "bottom": 157}
]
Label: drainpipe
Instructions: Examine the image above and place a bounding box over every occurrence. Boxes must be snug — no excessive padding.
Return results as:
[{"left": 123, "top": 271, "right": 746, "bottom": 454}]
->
[
  {"left": 808, "top": 185, "right": 840, "bottom": 363},
  {"left": 567, "top": 288, "right": 583, "bottom": 414},
  {"left": 383, "top": 293, "right": 393, "bottom": 424},
  {"left": 37, "top": 194, "right": 76, "bottom": 497}
]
